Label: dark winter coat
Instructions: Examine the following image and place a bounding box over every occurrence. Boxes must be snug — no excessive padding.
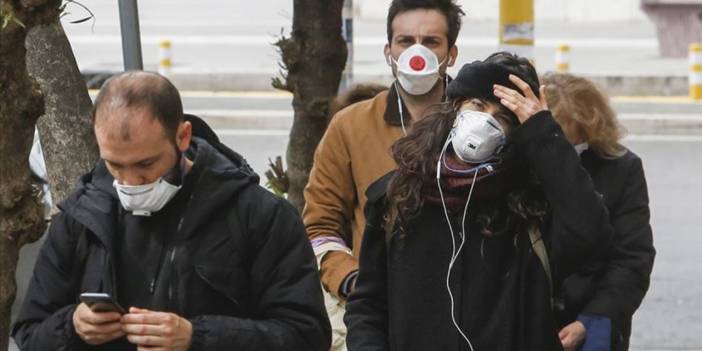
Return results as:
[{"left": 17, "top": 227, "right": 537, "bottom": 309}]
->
[
  {"left": 556, "top": 148, "right": 655, "bottom": 350},
  {"left": 11, "top": 116, "right": 331, "bottom": 351},
  {"left": 345, "top": 111, "right": 614, "bottom": 351}
]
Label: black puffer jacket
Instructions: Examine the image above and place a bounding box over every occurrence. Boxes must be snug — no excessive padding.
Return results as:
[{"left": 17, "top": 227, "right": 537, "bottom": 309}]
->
[
  {"left": 556, "top": 148, "right": 655, "bottom": 350},
  {"left": 11, "top": 116, "right": 331, "bottom": 351},
  {"left": 345, "top": 111, "right": 614, "bottom": 351}
]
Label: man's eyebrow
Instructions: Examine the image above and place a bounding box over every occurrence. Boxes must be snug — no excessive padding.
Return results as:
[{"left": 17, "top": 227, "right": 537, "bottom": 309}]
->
[
  {"left": 394, "top": 34, "right": 415, "bottom": 41},
  {"left": 103, "top": 158, "right": 123, "bottom": 168},
  {"left": 136, "top": 156, "right": 160, "bottom": 164},
  {"left": 422, "top": 36, "right": 442, "bottom": 42},
  {"left": 104, "top": 155, "right": 160, "bottom": 168}
]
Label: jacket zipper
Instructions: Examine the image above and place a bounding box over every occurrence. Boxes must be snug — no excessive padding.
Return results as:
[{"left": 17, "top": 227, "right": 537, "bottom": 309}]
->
[
  {"left": 167, "top": 217, "right": 185, "bottom": 309},
  {"left": 167, "top": 247, "right": 177, "bottom": 305},
  {"left": 149, "top": 217, "right": 184, "bottom": 297}
]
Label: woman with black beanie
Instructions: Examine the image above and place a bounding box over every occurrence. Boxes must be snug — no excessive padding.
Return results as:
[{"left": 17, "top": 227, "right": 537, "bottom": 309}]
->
[{"left": 345, "top": 52, "right": 613, "bottom": 351}]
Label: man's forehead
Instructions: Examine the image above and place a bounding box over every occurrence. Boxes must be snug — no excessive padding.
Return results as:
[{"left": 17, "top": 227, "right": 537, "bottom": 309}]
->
[
  {"left": 94, "top": 105, "right": 165, "bottom": 141},
  {"left": 392, "top": 9, "right": 448, "bottom": 38}
]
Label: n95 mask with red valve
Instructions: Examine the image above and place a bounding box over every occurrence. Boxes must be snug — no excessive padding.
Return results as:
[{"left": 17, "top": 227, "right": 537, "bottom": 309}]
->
[{"left": 389, "top": 43, "right": 445, "bottom": 95}]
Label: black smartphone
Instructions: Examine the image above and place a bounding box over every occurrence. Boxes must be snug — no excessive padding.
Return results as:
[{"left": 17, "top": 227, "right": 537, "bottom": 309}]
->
[{"left": 79, "top": 292, "right": 127, "bottom": 314}]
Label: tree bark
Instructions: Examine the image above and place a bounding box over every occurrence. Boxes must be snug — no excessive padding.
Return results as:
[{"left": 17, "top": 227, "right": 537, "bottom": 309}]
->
[
  {"left": 0, "top": 0, "right": 60, "bottom": 348},
  {"left": 26, "top": 20, "right": 99, "bottom": 204},
  {"left": 274, "top": 0, "right": 347, "bottom": 212}
]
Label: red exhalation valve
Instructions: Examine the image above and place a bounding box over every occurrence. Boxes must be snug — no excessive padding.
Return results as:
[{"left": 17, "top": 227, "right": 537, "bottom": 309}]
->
[{"left": 409, "top": 56, "right": 426, "bottom": 71}]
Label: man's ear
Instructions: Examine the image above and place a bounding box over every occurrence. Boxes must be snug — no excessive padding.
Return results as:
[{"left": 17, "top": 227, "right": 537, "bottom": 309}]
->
[
  {"left": 448, "top": 45, "right": 458, "bottom": 67},
  {"left": 176, "top": 121, "right": 192, "bottom": 153}
]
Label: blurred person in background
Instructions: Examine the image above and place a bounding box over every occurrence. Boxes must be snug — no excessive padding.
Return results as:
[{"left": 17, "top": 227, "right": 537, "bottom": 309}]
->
[{"left": 543, "top": 72, "right": 655, "bottom": 351}]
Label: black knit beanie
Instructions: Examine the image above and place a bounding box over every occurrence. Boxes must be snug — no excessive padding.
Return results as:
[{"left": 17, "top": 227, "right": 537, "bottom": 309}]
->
[{"left": 446, "top": 54, "right": 540, "bottom": 103}]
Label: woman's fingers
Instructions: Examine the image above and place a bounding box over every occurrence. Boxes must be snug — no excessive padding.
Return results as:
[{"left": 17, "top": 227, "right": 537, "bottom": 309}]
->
[
  {"left": 494, "top": 80, "right": 548, "bottom": 124},
  {"left": 494, "top": 84, "right": 529, "bottom": 123},
  {"left": 508, "top": 74, "right": 537, "bottom": 100}
]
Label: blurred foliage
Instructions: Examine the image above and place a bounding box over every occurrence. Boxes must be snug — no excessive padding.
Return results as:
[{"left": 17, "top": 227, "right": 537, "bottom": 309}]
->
[{"left": 265, "top": 156, "right": 289, "bottom": 198}]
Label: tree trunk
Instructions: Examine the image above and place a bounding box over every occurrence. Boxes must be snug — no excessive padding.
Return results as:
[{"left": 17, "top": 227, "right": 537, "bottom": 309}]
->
[
  {"left": 0, "top": 0, "right": 60, "bottom": 348},
  {"left": 26, "top": 20, "right": 99, "bottom": 204},
  {"left": 274, "top": 0, "right": 347, "bottom": 212}
]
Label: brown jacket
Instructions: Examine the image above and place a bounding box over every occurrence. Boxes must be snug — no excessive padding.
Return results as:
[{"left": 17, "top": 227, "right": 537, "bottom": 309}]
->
[{"left": 303, "top": 86, "right": 409, "bottom": 298}]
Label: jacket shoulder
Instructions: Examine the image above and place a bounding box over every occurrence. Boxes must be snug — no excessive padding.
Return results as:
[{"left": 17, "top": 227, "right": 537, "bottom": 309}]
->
[
  {"left": 586, "top": 147, "right": 644, "bottom": 178},
  {"left": 226, "top": 185, "right": 302, "bottom": 240},
  {"left": 330, "top": 90, "right": 389, "bottom": 127},
  {"left": 619, "top": 148, "right": 643, "bottom": 169}
]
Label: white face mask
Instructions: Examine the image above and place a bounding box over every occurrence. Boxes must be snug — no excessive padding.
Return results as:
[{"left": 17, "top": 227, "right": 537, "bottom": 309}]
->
[
  {"left": 574, "top": 142, "right": 589, "bottom": 155},
  {"left": 114, "top": 179, "right": 181, "bottom": 216},
  {"left": 450, "top": 110, "right": 506, "bottom": 164},
  {"left": 113, "top": 157, "right": 184, "bottom": 216},
  {"left": 389, "top": 43, "right": 446, "bottom": 95}
]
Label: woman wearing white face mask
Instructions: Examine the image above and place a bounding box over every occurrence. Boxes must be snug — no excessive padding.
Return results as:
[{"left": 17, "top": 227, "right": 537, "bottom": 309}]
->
[{"left": 345, "top": 52, "right": 615, "bottom": 351}]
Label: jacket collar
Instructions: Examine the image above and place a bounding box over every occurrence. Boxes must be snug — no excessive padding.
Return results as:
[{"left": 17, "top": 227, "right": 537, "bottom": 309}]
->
[
  {"left": 383, "top": 83, "right": 410, "bottom": 127},
  {"left": 383, "top": 76, "right": 453, "bottom": 127}
]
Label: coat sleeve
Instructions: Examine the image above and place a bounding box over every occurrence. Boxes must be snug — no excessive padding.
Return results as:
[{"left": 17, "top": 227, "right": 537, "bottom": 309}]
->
[
  {"left": 302, "top": 115, "right": 359, "bottom": 298},
  {"left": 188, "top": 189, "right": 331, "bottom": 351},
  {"left": 11, "top": 212, "right": 89, "bottom": 351},
  {"left": 582, "top": 155, "right": 655, "bottom": 328},
  {"left": 344, "top": 196, "right": 390, "bottom": 351},
  {"left": 510, "top": 111, "right": 614, "bottom": 277}
]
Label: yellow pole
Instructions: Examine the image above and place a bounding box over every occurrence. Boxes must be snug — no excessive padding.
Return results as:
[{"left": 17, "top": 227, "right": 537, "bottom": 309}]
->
[
  {"left": 690, "top": 43, "right": 702, "bottom": 101},
  {"left": 159, "top": 40, "right": 172, "bottom": 76},
  {"left": 555, "top": 44, "right": 570, "bottom": 72},
  {"left": 499, "top": 0, "right": 534, "bottom": 61}
]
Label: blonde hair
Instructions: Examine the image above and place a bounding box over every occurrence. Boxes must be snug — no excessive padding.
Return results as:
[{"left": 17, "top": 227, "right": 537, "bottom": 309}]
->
[{"left": 542, "top": 72, "right": 626, "bottom": 158}]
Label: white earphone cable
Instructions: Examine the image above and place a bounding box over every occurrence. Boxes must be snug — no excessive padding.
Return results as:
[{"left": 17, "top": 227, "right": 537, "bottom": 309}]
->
[{"left": 437, "top": 137, "right": 477, "bottom": 351}]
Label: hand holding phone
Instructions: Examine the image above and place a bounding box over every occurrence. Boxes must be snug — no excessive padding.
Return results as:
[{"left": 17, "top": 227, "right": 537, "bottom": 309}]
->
[
  {"left": 73, "top": 293, "right": 125, "bottom": 345},
  {"left": 79, "top": 292, "right": 126, "bottom": 314}
]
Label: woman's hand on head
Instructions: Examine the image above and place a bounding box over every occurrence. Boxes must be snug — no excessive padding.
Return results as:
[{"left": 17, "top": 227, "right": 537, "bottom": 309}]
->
[{"left": 493, "top": 74, "right": 548, "bottom": 124}]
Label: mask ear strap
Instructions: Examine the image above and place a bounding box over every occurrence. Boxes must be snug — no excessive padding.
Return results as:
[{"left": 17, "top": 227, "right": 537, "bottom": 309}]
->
[{"left": 437, "top": 132, "right": 454, "bottom": 180}]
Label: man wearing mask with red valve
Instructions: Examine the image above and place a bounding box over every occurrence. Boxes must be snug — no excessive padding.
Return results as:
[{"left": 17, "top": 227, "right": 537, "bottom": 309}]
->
[
  {"left": 12, "top": 71, "right": 331, "bottom": 351},
  {"left": 303, "top": 0, "right": 463, "bottom": 349}
]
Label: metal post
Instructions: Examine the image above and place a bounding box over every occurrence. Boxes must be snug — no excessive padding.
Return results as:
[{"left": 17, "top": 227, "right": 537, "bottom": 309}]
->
[
  {"left": 499, "top": 0, "right": 534, "bottom": 61},
  {"left": 555, "top": 44, "right": 570, "bottom": 73},
  {"left": 159, "top": 40, "right": 172, "bottom": 76},
  {"left": 118, "top": 0, "right": 143, "bottom": 71},
  {"left": 339, "top": 0, "right": 354, "bottom": 92},
  {"left": 690, "top": 43, "right": 702, "bottom": 100}
]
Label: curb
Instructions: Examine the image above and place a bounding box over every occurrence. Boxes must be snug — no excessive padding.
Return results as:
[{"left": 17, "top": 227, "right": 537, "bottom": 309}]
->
[
  {"left": 194, "top": 115, "right": 702, "bottom": 137},
  {"left": 83, "top": 71, "right": 690, "bottom": 96},
  {"left": 83, "top": 71, "right": 702, "bottom": 136}
]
